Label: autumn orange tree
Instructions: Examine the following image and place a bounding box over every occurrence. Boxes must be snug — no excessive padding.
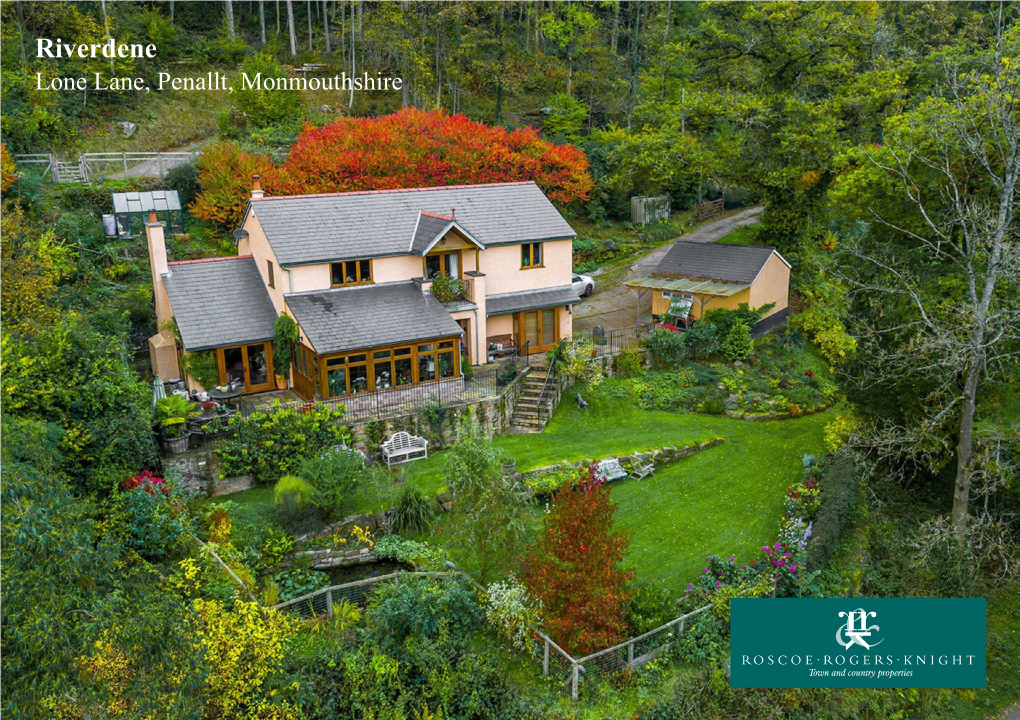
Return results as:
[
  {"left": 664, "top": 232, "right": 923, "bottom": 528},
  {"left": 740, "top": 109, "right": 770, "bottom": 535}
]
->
[
  {"left": 192, "top": 109, "right": 593, "bottom": 228},
  {"left": 189, "top": 142, "right": 280, "bottom": 229},
  {"left": 1, "top": 143, "right": 17, "bottom": 194},
  {"left": 521, "top": 465, "right": 633, "bottom": 655}
]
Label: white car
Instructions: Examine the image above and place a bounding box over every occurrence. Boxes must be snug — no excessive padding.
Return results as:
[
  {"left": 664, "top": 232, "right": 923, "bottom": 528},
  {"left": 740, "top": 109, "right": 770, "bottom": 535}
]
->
[{"left": 572, "top": 273, "right": 595, "bottom": 298}]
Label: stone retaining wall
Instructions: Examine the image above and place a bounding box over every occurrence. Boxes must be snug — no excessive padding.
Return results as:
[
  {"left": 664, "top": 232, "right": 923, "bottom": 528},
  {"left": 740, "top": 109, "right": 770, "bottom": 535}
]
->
[
  {"left": 344, "top": 365, "right": 529, "bottom": 451},
  {"left": 521, "top": 437, "right": 725, "bottom": 479},
  {"left": 291, "top": 547, "right": 378, "bottom": 570},
  {"left": 165, "top": 370, "right": 530, "bottom": 499},
  {"left": 168, "top": 449, "right": 254, "bottom": 497}
]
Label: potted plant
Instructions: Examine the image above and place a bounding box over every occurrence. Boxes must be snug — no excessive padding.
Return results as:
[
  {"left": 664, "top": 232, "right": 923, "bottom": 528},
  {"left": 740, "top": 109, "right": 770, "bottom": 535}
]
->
[
  {"left": 500, "top": 457, "right": 517, "bottom": 475},
  {"left": 155, "top": 395, "right": 198, "bottom": 454}
]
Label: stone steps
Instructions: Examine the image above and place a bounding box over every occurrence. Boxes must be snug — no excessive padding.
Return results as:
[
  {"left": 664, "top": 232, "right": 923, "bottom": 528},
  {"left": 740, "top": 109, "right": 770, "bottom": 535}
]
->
[{"left": 510, "top": 365, "right": 556, "bottom": 430}]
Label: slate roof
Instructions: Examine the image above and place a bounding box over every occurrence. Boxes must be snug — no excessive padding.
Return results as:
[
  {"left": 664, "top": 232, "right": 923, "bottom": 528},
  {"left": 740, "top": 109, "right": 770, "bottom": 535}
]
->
[
  {"left": 486, "top": 285, "right": 581, "bottom": 317},
  {"left": 163, "top": 256, "right": 278, "bottom": 351},
  {"left": 285, "top": 281, "right": 464, "bottom": 355},
  {"left": 653, "top": 242, "right": 787, "bottom": 284},
  {"left": 112, "top": 190, "right": 181, "bottom": 214},
  {"left": 247, "top": 181, "right": 575, "bottom": 267}
]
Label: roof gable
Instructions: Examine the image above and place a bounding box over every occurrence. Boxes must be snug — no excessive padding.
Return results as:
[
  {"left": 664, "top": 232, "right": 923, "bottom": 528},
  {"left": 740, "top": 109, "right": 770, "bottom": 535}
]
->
[
  {"left": 247, "top": 181, "right": 574, "bottom": 267},
  {"left": 409, "top": 212, "right": 484, "bottom": 255}
]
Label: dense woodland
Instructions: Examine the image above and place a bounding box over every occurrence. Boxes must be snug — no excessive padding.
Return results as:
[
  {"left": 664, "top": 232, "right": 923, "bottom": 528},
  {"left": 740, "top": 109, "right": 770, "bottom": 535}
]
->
[{"left": 2, "top": 2, "right": 1019, "bottom": 719}]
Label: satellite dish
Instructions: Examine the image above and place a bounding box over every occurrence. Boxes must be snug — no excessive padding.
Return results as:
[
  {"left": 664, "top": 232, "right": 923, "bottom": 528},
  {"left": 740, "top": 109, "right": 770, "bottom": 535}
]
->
[{"left": 232, "top": 228, "right": 249, "bottom": 242}]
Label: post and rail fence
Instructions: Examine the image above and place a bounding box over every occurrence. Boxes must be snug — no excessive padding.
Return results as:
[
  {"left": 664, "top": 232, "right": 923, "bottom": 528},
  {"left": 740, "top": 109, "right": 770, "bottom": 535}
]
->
[
  {"left": 271, "top": 564, "right": 716, "bottom": 702},
  {"left": 12, "top": 150, "right": 199, "bottom": 184}
]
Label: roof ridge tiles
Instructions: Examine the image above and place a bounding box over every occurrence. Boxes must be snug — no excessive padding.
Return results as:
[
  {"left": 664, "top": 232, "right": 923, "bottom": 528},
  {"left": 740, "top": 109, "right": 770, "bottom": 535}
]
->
[
  {"left": 168, "top": 254, "right": 253, "bottom": 266},
  {"left": 250, "top": 180, "right": 535, "bottom": 202}
]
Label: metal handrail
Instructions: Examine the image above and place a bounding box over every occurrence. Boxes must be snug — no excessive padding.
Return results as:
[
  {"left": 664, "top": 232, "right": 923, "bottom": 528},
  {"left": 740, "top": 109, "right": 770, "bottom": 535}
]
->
[{"left": 536, "top": 353, "right": 558, "bottom": 428}]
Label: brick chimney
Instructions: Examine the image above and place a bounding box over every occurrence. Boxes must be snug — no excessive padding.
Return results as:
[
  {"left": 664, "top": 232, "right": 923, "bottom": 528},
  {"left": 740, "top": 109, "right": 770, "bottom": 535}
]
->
[
  {"left": 251, "top": 174, "right": 264, "bottom": 200},
  {"left": 145, "top": 210, "right": 179, "bottom": 381}
]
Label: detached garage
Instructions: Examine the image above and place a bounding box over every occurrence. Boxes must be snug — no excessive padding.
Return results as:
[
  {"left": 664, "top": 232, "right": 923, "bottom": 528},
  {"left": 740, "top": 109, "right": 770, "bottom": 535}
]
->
[{"left": 626, "top": 241, "right": 791, "bottom": 335}]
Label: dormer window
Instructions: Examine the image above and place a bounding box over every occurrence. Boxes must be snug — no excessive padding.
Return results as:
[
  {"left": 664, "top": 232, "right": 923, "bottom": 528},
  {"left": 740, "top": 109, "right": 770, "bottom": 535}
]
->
[{"left": 331, "top": 259, "right": 373, "bottom": 287}]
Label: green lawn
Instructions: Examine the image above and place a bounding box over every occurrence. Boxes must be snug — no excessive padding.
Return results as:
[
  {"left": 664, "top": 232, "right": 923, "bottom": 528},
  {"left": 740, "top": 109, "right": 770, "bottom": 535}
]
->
[
  {"left": 715, "top": 226, "right": 758, "bottom": 246},
  {"left": 209, "top": 382, "right": 832, "bottom": 594},
  {"left": 399, "top": 384, "right": 832, "bottom": 593}
]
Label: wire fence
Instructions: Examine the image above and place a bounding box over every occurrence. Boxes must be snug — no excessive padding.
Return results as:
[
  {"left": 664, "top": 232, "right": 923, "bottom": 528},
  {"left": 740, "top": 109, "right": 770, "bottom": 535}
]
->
[
  {"left": 271, "top": 562, "right": 716, "bottom": 703},
  {"left": 273, "top": 571, "right": 465, "bottom": 620},
  {"left": 529, "top": 605, "right": 712, "bottom": 699}
]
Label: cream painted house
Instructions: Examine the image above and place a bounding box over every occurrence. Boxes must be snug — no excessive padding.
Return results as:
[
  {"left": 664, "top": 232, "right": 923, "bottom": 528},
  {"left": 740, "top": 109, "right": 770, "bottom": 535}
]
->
[
  {"left": 146, "top": 180, "right": 580, "bottom": 401},
  {"left": 626, "top": 241, "right": 791, "bottom": 334}
]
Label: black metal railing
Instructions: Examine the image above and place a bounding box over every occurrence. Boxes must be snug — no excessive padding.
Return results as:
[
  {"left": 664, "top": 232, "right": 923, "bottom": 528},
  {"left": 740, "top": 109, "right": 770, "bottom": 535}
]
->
[{"left": 573, "top": 327, "right": 640, "bottom": 357}]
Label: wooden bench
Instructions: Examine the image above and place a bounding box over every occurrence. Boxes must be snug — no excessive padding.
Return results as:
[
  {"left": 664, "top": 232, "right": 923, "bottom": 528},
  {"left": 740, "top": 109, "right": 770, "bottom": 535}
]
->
[{"left": 381, "top": 431, "right": 429, "bottom": 466}]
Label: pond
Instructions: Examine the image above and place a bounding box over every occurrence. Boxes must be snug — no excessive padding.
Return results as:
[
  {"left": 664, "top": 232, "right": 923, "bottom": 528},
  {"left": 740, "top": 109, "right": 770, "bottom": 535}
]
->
[{"left": 325, "top": 559, "right": 409, "bottom": 586}]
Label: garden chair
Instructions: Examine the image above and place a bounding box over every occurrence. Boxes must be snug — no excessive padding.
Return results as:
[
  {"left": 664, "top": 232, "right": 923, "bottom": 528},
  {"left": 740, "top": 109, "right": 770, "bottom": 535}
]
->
[{"left": 630, "top": 457, "right": 656, "bottom": 481}]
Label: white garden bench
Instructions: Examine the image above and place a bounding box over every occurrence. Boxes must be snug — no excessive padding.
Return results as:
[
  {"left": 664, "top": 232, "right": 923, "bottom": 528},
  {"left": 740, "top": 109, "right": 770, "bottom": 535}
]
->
[
  {"left": 597, "top": 457, "right": 628, "bottom": 482},
  {"left": 381, "top": 431, "right": 429, "bottom": 466}
]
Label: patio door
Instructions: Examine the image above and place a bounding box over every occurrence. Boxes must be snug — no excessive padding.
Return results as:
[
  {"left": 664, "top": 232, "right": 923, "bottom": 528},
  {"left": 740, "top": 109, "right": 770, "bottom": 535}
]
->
[
  {"left": 517, "top": 308, "right": 557, "bottom": 354},
  {"left": 218, "top": 342, "right": 275, "bottom": 394}
]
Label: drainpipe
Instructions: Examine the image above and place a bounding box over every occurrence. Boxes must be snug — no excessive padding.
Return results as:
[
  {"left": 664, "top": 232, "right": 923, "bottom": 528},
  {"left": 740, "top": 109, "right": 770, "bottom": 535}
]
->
[{"left": 473, "top": 307, "right": 481, "bottom": 365}]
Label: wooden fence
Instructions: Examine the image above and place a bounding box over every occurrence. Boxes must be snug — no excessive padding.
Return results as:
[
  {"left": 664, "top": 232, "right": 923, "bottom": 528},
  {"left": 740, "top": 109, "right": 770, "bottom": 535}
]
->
[
  {"left": 631, "top": 195, "right": 671, "bottom": 226},
  {"left": 272, "top": 561, "right": 717, "bottom": 702}
]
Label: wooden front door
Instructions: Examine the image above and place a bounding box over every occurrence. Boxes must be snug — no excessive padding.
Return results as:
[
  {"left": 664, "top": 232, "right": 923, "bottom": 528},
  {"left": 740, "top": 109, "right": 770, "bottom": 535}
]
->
[
  {"left": 517, "top": 308, "right": 558, "bottom": 354},
  {"left": 218, "top": 342, "right": 275, "bottom": 394}
]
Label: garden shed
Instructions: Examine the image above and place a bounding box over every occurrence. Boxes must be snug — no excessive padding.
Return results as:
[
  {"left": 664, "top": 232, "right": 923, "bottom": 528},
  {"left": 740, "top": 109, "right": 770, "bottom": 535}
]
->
[
  {"left": 626, "top": 241, "right": 791, "bottom": 335},
  {"left": 109, "top": 190, "right": 184, "bottom": 238}
]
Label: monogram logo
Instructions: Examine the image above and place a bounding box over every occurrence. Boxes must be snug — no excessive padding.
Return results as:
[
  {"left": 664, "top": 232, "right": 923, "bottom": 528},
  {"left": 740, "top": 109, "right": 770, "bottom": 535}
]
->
[{"left": 837, "top": 609, "right": 884, "bottom": 650}]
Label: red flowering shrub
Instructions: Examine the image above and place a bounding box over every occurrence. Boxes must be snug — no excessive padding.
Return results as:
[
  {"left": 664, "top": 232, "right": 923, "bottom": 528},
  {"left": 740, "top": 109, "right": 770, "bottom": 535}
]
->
[
  {"left": 119, "top": 471, "right": 192, "bottom": 559},
  {"left": 521, "top": 465, "right": 633, "bottom": 655},
  {"left": 122, "top": 470, "right": 169, "bottom": 495},
  {"left": 192, "top": 109, "right": 593, "bottom": 228}
]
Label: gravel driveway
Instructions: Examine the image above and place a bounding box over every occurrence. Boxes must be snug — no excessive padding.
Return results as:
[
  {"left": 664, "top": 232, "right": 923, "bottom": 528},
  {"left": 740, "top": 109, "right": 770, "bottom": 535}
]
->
[{"left": 573, "top": 206, "right": 763, "bottom": 332}]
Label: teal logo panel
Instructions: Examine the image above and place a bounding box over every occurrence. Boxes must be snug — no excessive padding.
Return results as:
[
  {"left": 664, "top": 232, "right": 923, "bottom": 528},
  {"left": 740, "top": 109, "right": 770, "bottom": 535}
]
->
[{"left": 730, "top": 599, "right": 986, "bottom": 688}]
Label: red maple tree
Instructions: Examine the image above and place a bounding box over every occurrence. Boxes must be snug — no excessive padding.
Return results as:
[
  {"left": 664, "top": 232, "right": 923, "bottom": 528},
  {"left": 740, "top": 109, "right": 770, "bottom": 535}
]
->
[
  {"left": 191, "top": 108, "right": 593, "bottom": 228},
  {"left": 521, "top": 465, "right": 634, "bottom": 655}
]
